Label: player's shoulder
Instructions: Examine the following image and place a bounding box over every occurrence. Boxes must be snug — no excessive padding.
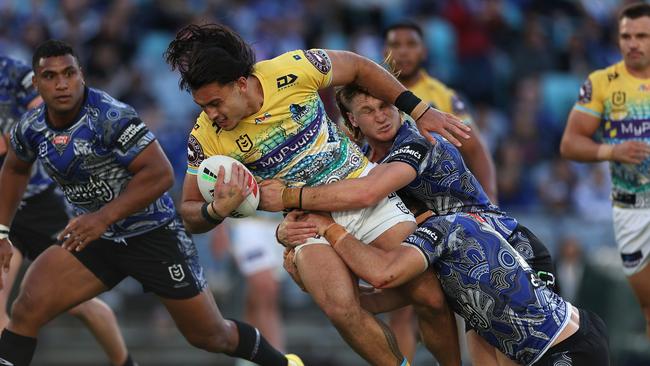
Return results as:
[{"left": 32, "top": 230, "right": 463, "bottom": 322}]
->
[
  {"left": 257, "top": 49, "right": 331, "bottom": 75},
  {"left": 587, "top": 61, "right": 624, "bottom": 84},
  {"left": 87, "top": 88, "right": 137, "bottom": 119}
]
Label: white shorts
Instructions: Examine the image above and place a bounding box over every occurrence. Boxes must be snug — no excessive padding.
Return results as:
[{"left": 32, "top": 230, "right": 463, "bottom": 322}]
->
[
  {"left": 229, "top": 215, "right": 284, "bottom": 276},
  {"left": 613, "top": 206, "right": 650, "bottom": 276},
  {"left": 294, "top": 165, "right": 415, "bottom": 258}
]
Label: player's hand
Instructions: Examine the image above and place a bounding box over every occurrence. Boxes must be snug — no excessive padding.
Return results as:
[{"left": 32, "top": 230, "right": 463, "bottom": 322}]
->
[
  {"left": 416, "top": 108, "right": 470, "bottom": 147},
  {"left": 283, "top": 248, "right": 306, "bottom": 292},
  {"left": 211, "top": 163, "right": 252, "bottom": 217},
  {"left": 59, "top": 211, "right": 110, "bottom": 252},
  {"left": 259, "top": 179, "right": 286, "bottom": 212},
  {"left": 612, "top": 141, "right": 650, "bottom": 164},
  {"left": 276, "top": 210, "right": 318, "bottom": 247},
  {"left": 302, "top": 212, "right": 335, "bottom": 235},
  {"left": 0, "top": 239, "right": 13, "bottom": 289}
]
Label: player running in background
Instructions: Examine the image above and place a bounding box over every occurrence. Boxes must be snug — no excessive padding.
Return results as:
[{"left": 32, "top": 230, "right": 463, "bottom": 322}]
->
[
  {"left": 166, "top": 22, "right": 470, "bottom": 366},
  {"left": 0, "top": 54, "right": 136, "bottom": 366},
  {"left": 264, "top": 84, "right": 559, "bottom": 365},
  {"left": 560, "top": 2, "right": 650, "bottom": 340},
  {"left": 0, "top": 40, "right": 301, "bottom": 366}
]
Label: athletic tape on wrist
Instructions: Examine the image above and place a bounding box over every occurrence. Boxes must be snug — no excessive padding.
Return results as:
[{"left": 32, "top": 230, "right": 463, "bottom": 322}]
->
[
  {"left": 324, "top": 223, "right": 348, "bottom": 249},
  {"left": 201, "top": 202, "right": 223, "bottom": 225},
  {"left": 596, "top": 144, "right": 614, "bottom": 161},
  {"left": 282, "top": 187, "right": 301, "bottom": 209}
]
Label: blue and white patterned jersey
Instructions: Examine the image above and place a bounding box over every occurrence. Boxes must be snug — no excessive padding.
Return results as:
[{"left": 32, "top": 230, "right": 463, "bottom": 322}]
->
[
  {"left": 405, "top": 213, "right": 570, "bottom": 365},
  {"left": 10, "top": 87, "right": 176, "bottom": 239},
  {"left": 379, "top": 120, "right": 518, "bottom": 237},
  {"left": 0, "top": 56, "right": 53, "bottom": 198}
]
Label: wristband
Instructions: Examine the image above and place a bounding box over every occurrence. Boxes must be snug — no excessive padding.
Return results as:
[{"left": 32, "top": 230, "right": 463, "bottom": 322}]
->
[
  {"left": 0, "top": 224, "right": 9, "bottom": 240},
  {"left": 282, "top": 187, "right": 303, "bottom": 209},
  {"left": 275, "top": 224, "right": 287, "bottom": 247},
  {"left": 323, "top": 223, "right": 349, "bottom": 249},
  {"left": 596, "top": 144, "right": 614, "bottom": 161},
  {"left": 394, "top": 90, "right": 421, "bottom": 114},
  {"left": 201, "top": 202, "right": 223, "bottom": 225}
]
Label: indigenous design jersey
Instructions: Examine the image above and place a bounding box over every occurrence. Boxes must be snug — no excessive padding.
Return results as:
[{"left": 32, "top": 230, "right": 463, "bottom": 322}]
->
[
  {"left": 574, "top": 61, "right": 650, "bottom": 197},
  {"left": 410, "top": 70, "right": 473, "bottom": 125},
  {"left": 10, "top": 87, "right": 176, "bottom": 239},
  {"left": 187, "top": 49, "right": 368, "bottom": 186},
  {"left": 0, "top": 56, "right": 52, "bottom": 198},
  {"left": 405, "top": 213, "right": 570, "bottom": 365}
]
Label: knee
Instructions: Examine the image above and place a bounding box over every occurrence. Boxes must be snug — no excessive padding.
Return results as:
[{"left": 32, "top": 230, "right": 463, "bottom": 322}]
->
[
  {"left": 320, "top": 298, "right": 362, "bottom": 326},
  {"left": 67, "top": 299, "right": 112, "bottom": 320},
  {"left": 11, "top": 290, "right": 46, "bottom": 326}
]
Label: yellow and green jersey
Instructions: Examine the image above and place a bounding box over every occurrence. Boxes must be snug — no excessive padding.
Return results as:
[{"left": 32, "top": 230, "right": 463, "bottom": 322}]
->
[
  {"left": 410, "top": 70, "right": 473, "bottom": 125},
  {"left": 187, "top": 49, "right": 368, "bottom": 187},
  {"left": 574, "top": 61, "right": 650, "bottom": 194}
]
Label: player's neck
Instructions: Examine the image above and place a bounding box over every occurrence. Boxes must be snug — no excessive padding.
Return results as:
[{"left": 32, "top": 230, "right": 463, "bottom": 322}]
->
[
  {"left": 246, "top": 75, "right": 265, "bottom": 117},
  {"left": 367, "top": 141, "right": 392, "bottom": 162},
  {"left": 625, "top": 63, "right": 650, "bottom": 79},
  {"left": 46, "top": 101, "right": 83, "bottom": 129},
  {"left": 398, "top": 69, "right": 424, "bottom": 88}
]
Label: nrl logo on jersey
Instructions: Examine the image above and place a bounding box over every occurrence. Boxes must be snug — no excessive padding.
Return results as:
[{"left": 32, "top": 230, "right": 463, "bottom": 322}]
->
[{"left": 236, "top": 134, "right": 253, "bottom": 152}]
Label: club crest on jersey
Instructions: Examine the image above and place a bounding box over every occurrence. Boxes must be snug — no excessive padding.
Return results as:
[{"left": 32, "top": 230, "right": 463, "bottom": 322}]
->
[
  {"left": 168, "top": 264, "right": 185, "bottom": 282},
  {"left": 236, "top": 134, "right": 253, "bottom": 152},
  {"left": 51, "top": 133, "right": 71, "bottom": 154},
  {"left": 303, "top": 49, "right": 331, "bottom": 74}
]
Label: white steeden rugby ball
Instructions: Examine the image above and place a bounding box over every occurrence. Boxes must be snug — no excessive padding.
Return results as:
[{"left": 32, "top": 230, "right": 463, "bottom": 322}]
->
[{"left": 197, "top": 155, "right": 259, "bottom": 218}]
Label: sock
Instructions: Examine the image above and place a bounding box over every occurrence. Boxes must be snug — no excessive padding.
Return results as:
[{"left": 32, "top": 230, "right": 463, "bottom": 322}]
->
[
  {"left": 226, "top": 319, "right": 287, "bottom": 366},
  {"left": 121, "top": 354, "right": 137, "bottom": 366},
  {"left": 0, "top": 329, "right": 37, "bottom": 366}
]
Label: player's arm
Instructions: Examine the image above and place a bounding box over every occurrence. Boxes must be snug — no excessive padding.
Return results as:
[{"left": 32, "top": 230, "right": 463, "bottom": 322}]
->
[
  {"left": 560, "top": 109, "right": 650, "bottom": 164},
  {"left": 259, "top": 161, "right": 416, "bottom": 212},
  {"left": 180, "top": 164, "right": 251, "bottom": 234},
  {"left": 457, "top": 125, "right": 498, "bottom": 202},
  {"left": 326, "top": 50, "right": 470, "bottom": 146},
  {"left": 0, "top": 147, "right": 33, "bottom": 282},
  {"left": 293, "top": 212, "right": 428, "bottom": 289}
]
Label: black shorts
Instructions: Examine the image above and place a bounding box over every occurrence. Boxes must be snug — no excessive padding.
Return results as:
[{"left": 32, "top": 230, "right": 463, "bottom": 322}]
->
[
  {"left": 507, "top": 224, "right": 558, "bottom": 293},
  {"left": 11, "top": 185, "right": 69, "bottom": 261},
  {"left": 533, "top": 308, "right": 610, "bottom": 366},
  {"left": 71, "top": 217, "right": 207, "bottom": 300}
]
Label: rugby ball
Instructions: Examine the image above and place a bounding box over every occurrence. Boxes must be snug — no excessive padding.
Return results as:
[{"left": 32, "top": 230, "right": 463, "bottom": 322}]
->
[{"left": 197, "top": 155, "right": 259, "bottom": 218}]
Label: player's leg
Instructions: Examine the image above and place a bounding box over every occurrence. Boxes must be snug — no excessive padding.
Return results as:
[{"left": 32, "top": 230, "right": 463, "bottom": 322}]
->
[
  {"left": 67, "top": 298, "right": 131, "bottom": 366},
  {"left": 0, "top": 245, "right": 108, "bottom": 366},
  {"left": 371, "top": 222, "right": 461, "bottom": 366},
  {"left": 388, "top": 306, "right": 416, "bottom": 363},
  {"left": 466, "top": 330, "right": 498, "bottom": 366},
  {"left": 294, "top": 243, "right": 405, "bottom": 365},
  {"left": 231, "top": 217, "right": 285, "bottom": 351},
  {"left": 627, "top": 263, "right": 650, "bottom": 338},
  {"left": 0, "top": 246, "right": 22, "bottom": 330}
]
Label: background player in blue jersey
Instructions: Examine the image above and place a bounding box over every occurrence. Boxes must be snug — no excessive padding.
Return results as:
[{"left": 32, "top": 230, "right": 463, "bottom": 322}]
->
[
  {"left": 262, "top": 84, "right": 560, "bottom": 364},
  {"left": 0, "top": 55, "right": 136, "bottom": 366},
  {"left": 287, "top": 210, "right": 609, "bottom": 366},
  {"left": 0, "top": 41, "right": 302, "bottom": 366}
]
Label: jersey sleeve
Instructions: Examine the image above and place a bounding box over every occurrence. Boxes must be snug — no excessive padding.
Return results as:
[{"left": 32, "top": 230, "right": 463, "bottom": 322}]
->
[
  {"left": 292, "top": 49, "right": 333, "bottom": 90},
  {"left": 573, "top": 70, "right": 606, "bottom": 118},
  {"left": 383, "top": 136, "right": 428, "bottom": 174},
  {"left": 186, "top": 112, "right": 217, "bottom": 175},
  {"left": 108, "top": 111, "right": 156, "bottom": 166},
  {"left": 403, "top": 220, "right": 446, "bottom": 267},
  {"left": 9, "top": 117, "right": 37, "bottom": 163}
]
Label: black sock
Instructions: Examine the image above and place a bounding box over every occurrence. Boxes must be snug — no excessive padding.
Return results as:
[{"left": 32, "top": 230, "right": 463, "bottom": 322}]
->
[
  {"left": 121, "top": 354, "right": 137, "bottom": 366},
  {"left": 226, "top": 319, "right": 287, "bottom": 366},
  {"left": 0, "top": 329, "right": 37, "bottom": 366}
]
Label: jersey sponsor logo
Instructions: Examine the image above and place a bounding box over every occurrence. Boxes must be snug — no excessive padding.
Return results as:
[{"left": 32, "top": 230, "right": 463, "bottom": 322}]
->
[
  {"left": 577, "top": 78, "right": 592, "bottom": 104},
  {"left": 416, "top": 225, "right": 442, "bottom": 245},
  {"left": 249, "top": 116, "right": 321, "bottom": 171},
  {"left": 116, "top": 118, "right": 148, "bottom": 153},
  {"left": 187, "top": 135, "right": 205, "bottom": 166},
  {"left": 276, "top": 73, "right": 298, "bottom": 89},
  {"left": 254, "top": 112, "right": 272, "bottom": 124},
  {"left": 303, "top": 49, "right": 331, "bottom": 74},
  {"left": 168, "top": 264, "right": 186, "bottom": 282},
  {"left": 614, "top": 120, "right": 650, "bottom": 138},
  {"left": 236, "top": 134, "right": 253, "bottom": 152},
  {"left": 62, "top": 175, "right": 114, "bottom": 205}
]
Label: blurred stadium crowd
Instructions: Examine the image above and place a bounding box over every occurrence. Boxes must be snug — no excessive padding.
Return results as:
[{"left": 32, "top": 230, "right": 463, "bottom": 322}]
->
[{"left": 0, "top": 0, "right": 648, "bottom": 365}]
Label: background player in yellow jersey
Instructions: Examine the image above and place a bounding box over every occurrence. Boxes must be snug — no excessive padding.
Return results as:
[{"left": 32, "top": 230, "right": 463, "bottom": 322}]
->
[
  {"left": 382, "top": 21, "right": 499, "bottom": 364},
  {"left": 383, "top": 21, "right": 497, "bottom": 203},
  {"left": 165, "top": 23, "right": 470, "bottom": 366},
  {"left": 561, "top": 2, "right": 650, "bottom": 340}
]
